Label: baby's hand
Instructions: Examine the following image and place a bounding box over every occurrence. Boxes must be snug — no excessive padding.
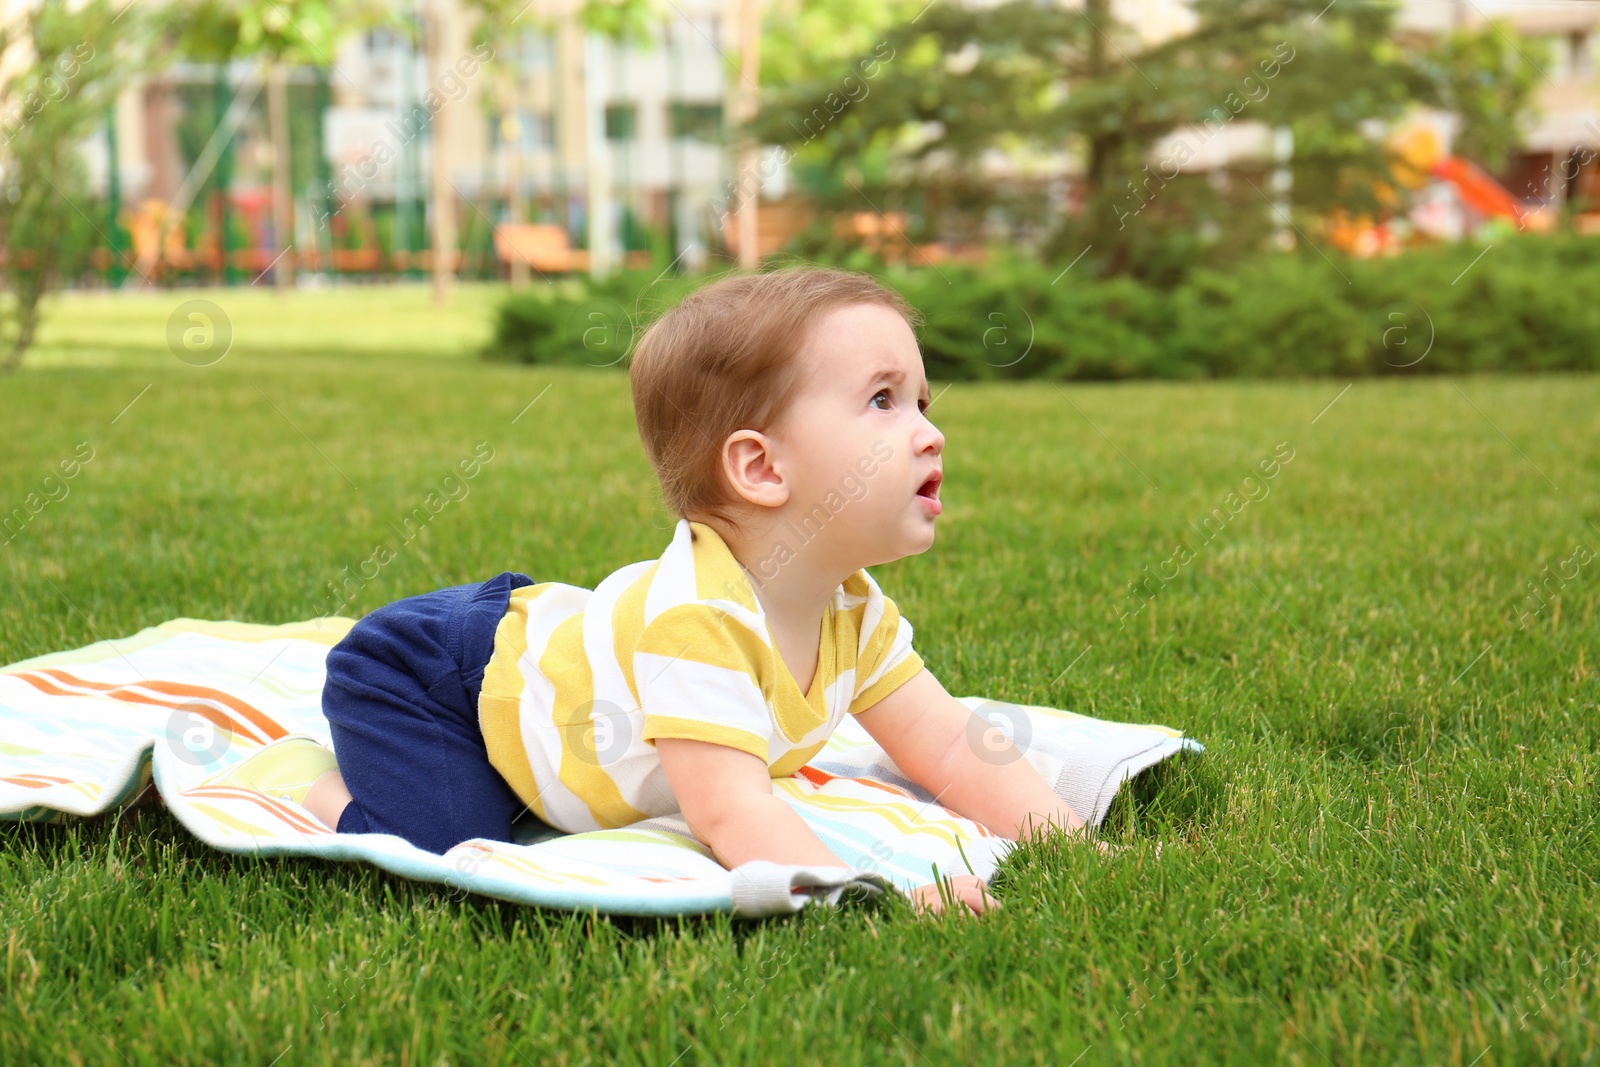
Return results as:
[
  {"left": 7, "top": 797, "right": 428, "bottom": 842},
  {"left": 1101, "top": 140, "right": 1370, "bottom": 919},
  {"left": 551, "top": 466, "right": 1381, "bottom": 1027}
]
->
[
  {"left": 1082, "top": 837, "right": 1164, "bottom": 859},
  {"left": 1049, "top": 822, "right": 1150, "bottom": 859},
  {"left": 905, "top": 874, "right": 1001, "bottom": 917}
]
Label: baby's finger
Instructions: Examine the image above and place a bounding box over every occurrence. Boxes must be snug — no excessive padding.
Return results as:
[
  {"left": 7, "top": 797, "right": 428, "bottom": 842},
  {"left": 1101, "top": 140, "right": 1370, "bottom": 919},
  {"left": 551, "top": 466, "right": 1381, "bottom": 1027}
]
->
[
  {"left": 954, "top": 881, "right": 1002, "bottom": 915},
  {"left": 907, "top": 876, "right": 998, "bottom": 917}
]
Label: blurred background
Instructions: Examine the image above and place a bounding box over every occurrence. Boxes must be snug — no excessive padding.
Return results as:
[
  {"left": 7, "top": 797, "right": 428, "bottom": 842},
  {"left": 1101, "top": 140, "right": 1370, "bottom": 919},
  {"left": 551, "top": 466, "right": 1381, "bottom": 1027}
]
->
[{"left": 0, "top": 0, "right": 1597, "bottom": 374}]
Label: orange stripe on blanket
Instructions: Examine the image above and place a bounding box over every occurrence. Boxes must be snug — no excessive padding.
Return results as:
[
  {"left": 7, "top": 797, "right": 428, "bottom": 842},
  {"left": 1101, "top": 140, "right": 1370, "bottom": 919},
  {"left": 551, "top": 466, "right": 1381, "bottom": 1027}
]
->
[
  {"left": 794, "top": 765, "right": 836, "bottom": 787},
  {"left": 182, "top": 786, "right": 332, "bottom": 837},
  {"left": 39, "top": 668, "right": 284, "bottom": 742},
  {"left": 793, "top": 764, "right": 920, "bottom": 799},
  {"left": 12, "top": 671, "right": 278, "bottom": 745},
  {"left": 1, "top": 774, "right": 74, "bottom": 789}
]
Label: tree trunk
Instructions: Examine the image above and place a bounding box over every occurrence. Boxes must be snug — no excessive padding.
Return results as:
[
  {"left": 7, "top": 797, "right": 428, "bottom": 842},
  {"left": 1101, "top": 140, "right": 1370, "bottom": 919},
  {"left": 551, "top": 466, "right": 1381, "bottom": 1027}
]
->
[
  {"left": 583, "top": 30, "right": 613, "bottom": 280},
  {"left": 733, "top": 0, "right": 761, "bottom": 269},
  {"left": 2, "top": 293, "right": 41, "bottom": 372},
  {"left": 1083, "top": 0, "right": 1110, "bottom": 199},
  {"left": 1082, "top": 0, "right": 1128, "bottom": 276},
  {"left": 268, "top": 63, "right": 295, "bottom": 291},
  {"left": 496, "top": 68, "right": 529, "bottom": 288},
  {"left": 426, "top": 0, "right": 459, "bottom": 306}
]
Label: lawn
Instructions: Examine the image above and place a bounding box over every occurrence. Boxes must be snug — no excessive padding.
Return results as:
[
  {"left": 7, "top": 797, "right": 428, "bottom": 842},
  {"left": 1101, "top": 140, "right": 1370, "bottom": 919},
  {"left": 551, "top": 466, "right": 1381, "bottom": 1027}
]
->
[{"left": 2, "top": 284, "right": 1597, "bottom": 1065}]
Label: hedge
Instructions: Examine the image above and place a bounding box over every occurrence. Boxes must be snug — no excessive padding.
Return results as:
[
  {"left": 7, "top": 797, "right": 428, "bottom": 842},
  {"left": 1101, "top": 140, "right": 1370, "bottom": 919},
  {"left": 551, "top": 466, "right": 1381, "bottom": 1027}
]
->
[{"left": 482, "top": 235, "right": 1600, "bottom": 379}]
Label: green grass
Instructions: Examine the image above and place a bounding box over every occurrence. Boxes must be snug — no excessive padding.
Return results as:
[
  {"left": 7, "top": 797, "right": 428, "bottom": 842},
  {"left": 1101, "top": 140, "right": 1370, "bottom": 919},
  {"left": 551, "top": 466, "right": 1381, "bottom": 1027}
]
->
[
  {"left": 21, "top": 281, "right": 506, "bottom": 368},
  {"left": 2, "top": 285, "right": 1597, "bottom": 1065}
]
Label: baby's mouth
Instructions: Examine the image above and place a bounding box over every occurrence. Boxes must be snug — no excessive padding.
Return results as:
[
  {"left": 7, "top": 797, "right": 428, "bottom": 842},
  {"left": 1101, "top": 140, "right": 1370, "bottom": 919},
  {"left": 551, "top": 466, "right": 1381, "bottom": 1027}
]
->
[{"left": 915, "top": 470, "right": 942, "bottom": 502}]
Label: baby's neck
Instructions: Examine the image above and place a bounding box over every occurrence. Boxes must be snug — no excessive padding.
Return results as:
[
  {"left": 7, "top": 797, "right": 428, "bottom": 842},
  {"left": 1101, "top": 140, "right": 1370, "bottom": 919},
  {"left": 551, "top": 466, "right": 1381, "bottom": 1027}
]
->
[
  {"left": 736, "top": 550, "right": 838, "bottom": 697},
  {"left": 708, "top": 518, "right": 855, "bottom": 634}
]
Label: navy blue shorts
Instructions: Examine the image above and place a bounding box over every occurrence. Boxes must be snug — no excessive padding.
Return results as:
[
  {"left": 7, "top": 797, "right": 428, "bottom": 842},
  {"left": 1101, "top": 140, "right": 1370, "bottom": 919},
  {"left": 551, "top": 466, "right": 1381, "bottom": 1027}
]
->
[{"left": 322, "top": 571, "right": 533, "bottom": 855}]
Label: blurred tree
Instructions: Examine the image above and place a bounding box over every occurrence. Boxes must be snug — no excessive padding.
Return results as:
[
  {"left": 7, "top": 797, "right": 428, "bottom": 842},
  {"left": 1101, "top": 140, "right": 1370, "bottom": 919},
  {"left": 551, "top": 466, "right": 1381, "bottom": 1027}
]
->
[
  {"left": 186, "top": 0, "right": 655, "bottom": 299},
  {"left": 1424, "top": 19, "right": 1543, "bottom": 174},
  {"left": 755, "top": 0, "right": 1538, "bottom": 282},
  {"left": 571, "top": 0, "right": 658, "bottom": 44},
  {"left": 167, "top": 0, "right": 397, "bottom": 290},
  {"left": 465, "top": 0, "right": 535, "bottom": 288},
  {"left": 463, "top": 0, "right": 655, "bottom": 287},
  {"left": 0, "top": 0, "right": 163, "bottom": 370},
  {"left": 759, "top": 0, "right": 925, "bottom": 89}
]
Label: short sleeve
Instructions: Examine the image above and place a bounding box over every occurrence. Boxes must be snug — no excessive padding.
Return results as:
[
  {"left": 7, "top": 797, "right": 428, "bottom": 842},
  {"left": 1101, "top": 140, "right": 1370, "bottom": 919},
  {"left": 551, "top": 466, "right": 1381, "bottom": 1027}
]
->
[
  {"left": 634, "top": 602, "right": 775, "bottom": 762},
  {"left": 848, "top": 594, "right": 925, "bottom": 715}
]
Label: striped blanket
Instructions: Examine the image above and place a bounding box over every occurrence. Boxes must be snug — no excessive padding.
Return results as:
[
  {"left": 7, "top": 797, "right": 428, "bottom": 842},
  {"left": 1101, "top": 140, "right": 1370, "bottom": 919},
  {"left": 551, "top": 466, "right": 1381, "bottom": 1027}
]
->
[{"left": 0, "top": 618, "right": 1202, "bottom": 917}]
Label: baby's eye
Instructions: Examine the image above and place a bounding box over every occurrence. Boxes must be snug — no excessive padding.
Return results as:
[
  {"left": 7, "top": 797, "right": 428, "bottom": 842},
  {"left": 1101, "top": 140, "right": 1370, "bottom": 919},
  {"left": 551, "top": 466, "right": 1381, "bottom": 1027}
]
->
[{"left": 871, "top": 388, "right": 930, "bottom": 414}]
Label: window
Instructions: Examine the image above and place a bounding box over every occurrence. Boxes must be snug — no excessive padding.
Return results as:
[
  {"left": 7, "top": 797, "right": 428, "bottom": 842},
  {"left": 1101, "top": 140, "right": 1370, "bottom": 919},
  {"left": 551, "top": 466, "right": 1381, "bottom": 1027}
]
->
[
  {"left": 366, "top": 27, "right": 406, "bottom": 53},
  {"left": 670, "top": 102, "right": 723, "bottom": 142},
  {"left": 491, "top": 110, "right": 554, "bottom": 151},
  {"left": 670, "top": 15, "right": 721, "bottom": 49},
  {"left": 1572, "top": 29, "right": 1594, "bottom": 78},
  {"left": 516, "top": 30, "right": 554, "bottom": 72},
  {"left": 1548, "top": 30, "right": 1595, "bottom": 81},
  {"left": 605, "top": 103, "right": 637, "bottom": 141}
]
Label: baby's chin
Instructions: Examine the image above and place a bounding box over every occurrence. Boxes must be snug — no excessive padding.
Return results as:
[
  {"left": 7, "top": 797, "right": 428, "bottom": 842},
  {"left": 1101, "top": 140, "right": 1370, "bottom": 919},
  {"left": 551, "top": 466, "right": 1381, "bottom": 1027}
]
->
[{"left": 865, "top": 535, "right": 937, "bottom": 570}]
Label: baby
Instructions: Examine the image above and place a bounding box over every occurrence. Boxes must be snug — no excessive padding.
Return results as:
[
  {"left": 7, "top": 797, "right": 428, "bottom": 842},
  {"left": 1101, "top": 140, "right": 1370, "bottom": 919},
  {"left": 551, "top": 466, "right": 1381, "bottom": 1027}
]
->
[{"left": 223, "top": 265, "right": 1109, "bottom": 916}]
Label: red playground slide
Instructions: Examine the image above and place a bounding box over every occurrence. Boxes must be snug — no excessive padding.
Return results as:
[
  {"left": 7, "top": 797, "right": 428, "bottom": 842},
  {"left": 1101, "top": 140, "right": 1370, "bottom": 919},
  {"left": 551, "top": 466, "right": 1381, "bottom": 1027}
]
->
[{"left": 1430, "top": 155, "right": 1529, "bottom": 225}]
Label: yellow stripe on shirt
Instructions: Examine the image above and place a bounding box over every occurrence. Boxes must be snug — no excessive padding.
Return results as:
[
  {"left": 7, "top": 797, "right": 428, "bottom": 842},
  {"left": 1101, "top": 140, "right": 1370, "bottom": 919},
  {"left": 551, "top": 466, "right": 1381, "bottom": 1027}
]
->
[
  {"left": 639, "top": 715, "right": 770, "bottom": 761},
  {"left": 479, "top": 583, "right": 550, "bottom": 822},
  {"left": 613, "top": 560, "right": 658, "bottom": 707},
  {"left": 634, "top": 602, "right": 771, "bottom": 684},
  {"left": 691, "top": 524, "right": 760, "bottom": 611},
  {"left": 541, "top": 612, "right": 649, "bottom": 829}
]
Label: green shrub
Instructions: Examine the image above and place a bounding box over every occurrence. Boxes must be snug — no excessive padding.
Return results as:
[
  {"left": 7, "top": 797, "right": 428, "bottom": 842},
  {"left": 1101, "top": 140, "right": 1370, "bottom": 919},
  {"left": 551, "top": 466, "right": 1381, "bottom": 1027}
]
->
[
  {"left": 481, "top": 235, "right": 1600, "bottom": 379},
  {"left": 484, "top": 268, "right": 704, "bottom": 367},
  {"left": 1171, "top": 258, "right": 1370, "bottom": 378}
]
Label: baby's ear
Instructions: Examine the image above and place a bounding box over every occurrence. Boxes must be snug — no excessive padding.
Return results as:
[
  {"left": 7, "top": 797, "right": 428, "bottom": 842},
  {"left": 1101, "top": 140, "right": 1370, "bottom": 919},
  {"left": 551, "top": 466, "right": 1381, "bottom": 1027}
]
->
[{"left": 723, "top": 432, "right": 788, "bottom": 506}]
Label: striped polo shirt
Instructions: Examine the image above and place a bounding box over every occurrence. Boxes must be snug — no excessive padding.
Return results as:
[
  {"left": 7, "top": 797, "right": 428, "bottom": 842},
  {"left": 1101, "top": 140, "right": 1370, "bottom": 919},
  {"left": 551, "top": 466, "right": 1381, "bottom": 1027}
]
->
[{"left": 477, "top": 518, "right": 925, "bottom": 834}]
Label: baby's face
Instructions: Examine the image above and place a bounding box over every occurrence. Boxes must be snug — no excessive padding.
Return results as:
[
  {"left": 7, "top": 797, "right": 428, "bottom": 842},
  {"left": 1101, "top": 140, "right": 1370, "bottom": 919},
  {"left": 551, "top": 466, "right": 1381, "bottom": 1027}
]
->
[{"left": 769, "top": 302, "right": 945, "bottom": 569}]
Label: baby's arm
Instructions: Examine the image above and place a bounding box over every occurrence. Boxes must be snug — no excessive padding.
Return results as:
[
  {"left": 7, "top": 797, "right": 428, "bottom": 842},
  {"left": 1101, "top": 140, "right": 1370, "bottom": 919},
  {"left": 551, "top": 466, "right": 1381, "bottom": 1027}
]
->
[
  {"left": 657, "top": 736, "right": 1000, "bottom": 915},
  {"left": 654, "top": 737, "right": 851, "bottom": 869},
  {"left": 854, "top": 667, "right": 1108, "bottom": 849}
]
